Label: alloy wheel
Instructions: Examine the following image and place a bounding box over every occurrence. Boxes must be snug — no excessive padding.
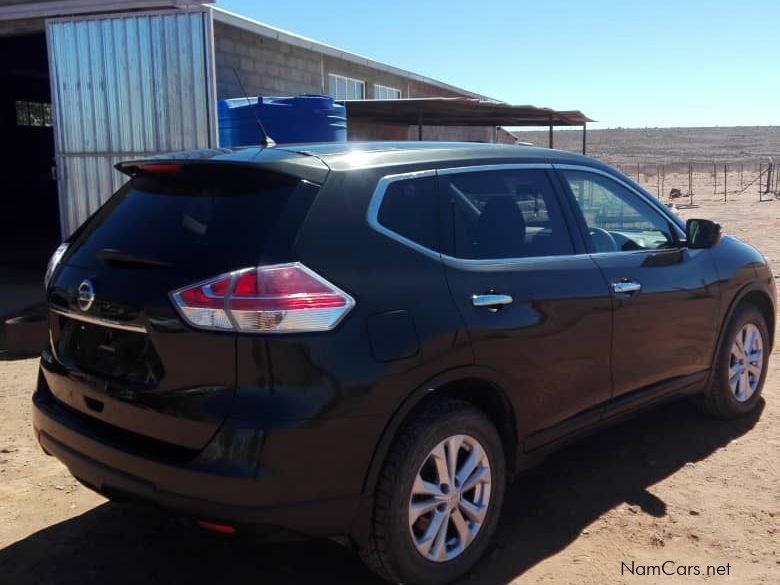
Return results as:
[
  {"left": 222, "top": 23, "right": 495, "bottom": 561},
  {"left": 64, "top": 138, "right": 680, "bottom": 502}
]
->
[
  {"left": 728, "top": 322, "right": 764, "bottom": 402},
  {"left": 408, "top": 434, "right": 492, "bottom": 562}
]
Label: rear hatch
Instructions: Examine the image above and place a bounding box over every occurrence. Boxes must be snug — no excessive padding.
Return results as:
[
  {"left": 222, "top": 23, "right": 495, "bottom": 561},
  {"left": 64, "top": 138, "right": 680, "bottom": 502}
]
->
[{"left": 44, "top": 162, "right": 322, "bottom": 454}]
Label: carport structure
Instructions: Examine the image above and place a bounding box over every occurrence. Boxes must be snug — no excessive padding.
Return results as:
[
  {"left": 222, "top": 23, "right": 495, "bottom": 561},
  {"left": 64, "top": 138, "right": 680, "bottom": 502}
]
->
[{"left": 343, "top": 97, "right": 594, "bottom": 153}]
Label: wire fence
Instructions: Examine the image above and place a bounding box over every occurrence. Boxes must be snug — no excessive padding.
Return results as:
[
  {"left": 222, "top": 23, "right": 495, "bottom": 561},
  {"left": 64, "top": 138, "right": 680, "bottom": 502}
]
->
[{"left": 603, "top": 159, "right": 779, "bottom": 205}]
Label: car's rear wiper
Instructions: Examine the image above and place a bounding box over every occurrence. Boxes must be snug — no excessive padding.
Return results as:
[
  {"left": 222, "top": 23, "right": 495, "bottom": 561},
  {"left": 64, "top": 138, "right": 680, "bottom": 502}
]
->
[{"left": 96, "top": 248, "right": 174, "bottom": 268}]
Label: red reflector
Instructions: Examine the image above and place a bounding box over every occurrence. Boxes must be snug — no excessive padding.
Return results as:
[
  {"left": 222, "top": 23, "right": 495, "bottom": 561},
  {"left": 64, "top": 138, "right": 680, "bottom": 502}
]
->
[
  {"left": 138, "top": 163, "right": 181, "bottom": 174},
  {"left": 196, "top": 520, "right": 236, "bottom": 535},
  {"left": 177, "top": 276, "right": 231, "bottom": 309}
]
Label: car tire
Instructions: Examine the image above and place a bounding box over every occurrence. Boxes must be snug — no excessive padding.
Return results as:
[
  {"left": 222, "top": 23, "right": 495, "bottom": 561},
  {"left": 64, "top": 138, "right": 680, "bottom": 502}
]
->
[
  {"left": 703, "top": 304, "right": 769, "bottom": 419},
  {"left": 359, "top": 399, "right": 506, "bottom": 585}
]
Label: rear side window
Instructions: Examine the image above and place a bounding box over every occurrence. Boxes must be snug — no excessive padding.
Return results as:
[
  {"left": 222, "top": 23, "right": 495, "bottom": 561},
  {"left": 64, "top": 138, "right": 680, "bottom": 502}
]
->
[
  {"left": 377, "top": 175, "right": 439, "bottom": 251},
  {"left": 443, "top": 168, "right": 574, "bottom": 260},
  {"left": 66, "top": 165, "right": 319, "bottom": 273}
]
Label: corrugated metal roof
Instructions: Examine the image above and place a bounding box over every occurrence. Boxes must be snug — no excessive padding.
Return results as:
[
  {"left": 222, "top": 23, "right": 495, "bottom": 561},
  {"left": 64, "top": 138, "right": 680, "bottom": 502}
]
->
[
  {"left": 343, "top": 98, "right": 593, "bottom": 127},
  {"left": 0, "top": 1, "right": 208, "bottom": 20}
]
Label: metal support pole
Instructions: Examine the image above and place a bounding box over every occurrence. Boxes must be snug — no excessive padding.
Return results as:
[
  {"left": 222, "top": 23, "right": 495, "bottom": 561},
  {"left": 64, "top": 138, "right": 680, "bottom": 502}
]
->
[
  {"left": 724, "top": 164, "right": 727, "bottom": 202},
  {"left": 759, "top": 163, "right": 763, "bottom": 200},
  {"left": 548, "top": 117, "right": 554, "bottom": 148},
  {"left": 581, "top": 123, "right": 587, "bottom": 154}
]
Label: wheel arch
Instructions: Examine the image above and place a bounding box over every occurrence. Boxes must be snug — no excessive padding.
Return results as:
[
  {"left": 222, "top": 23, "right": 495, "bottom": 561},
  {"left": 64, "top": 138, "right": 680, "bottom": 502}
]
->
[
  {"left": 739, "top": 289, "right": 775, "bottom": 349},
  {"left": 718, "top": 284, "right": 775, "bottom": 357},
  {"left": 360, "top": 367, "right": 518, "bottom": 497},
  {"left": 350, "top": 367, "right": 518, "bottom": 546}
]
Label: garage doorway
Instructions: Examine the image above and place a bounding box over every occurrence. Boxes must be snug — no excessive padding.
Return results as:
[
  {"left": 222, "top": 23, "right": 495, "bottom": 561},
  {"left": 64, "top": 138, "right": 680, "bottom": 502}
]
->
[{"left": 0, "top": 32, "right": 60, "bottom": 273}]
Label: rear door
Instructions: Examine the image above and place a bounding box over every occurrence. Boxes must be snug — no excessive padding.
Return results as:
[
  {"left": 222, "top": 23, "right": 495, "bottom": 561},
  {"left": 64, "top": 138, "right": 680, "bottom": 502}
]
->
[
  {"left": 44, "top": 164, "right": 321, "bottom": 451},
  {"left": 439, "top": 164, "right": 613, "bottom": 443},
  {"left": 556, "top": 166, "right": 720, "bottom": 397}
]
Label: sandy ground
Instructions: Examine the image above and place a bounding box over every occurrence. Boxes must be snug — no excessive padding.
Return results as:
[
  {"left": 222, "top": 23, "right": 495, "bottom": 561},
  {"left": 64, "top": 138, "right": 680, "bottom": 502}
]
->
[{"left": 0, "top": 197, "right": 778, "bottom": 585}]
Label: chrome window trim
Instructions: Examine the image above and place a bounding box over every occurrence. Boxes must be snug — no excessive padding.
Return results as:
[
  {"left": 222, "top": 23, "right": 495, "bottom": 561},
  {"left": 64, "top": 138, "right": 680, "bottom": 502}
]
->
[
  {"left": 367, "top": 164, "right": 556, "bottom": 263},
  {"left": 366, "top": 162, "right": 685, "bottom": 268},
  {"left": 366, "top": 169, "right": 441, "bottom": 261},
  {"left": 50, "top": 306, "right": 147, "bottom": 333},
  {"left": 437, "top": 163, "right": 553, "bottom": 175},
  {"left": 440, "top": 251, "right": 588, "bottom": 268}
]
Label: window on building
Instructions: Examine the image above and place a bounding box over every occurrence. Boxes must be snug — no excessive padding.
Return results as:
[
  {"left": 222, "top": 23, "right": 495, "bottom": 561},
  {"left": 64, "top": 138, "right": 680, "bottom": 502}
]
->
[
  {"left": 327, "top": 74, "right": 365, "bottom": 100},
  {"left": 16, "top": 101, "right": 53, "bottom": 127},
  {"left": 373, "top": 84, "right": 402, "bottom": 100}
]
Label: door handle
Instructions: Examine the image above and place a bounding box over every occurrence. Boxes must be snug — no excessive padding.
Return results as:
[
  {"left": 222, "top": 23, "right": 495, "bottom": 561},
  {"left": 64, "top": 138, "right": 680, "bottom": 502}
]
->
[
  {"left": 612, "top": 280, "right": 642, "bottom": 295},
  {"left": 472, "top": 294, "right": 513, "bottom": 311}
]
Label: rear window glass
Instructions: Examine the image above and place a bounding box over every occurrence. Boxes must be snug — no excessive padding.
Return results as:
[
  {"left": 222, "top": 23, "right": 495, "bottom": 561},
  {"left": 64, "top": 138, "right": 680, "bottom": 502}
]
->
[
  {"left": 377, "top": 176, "right": 439, "bottom": 251},
  {"left": 66, "top": 165, "right": 319, "bottom": 274}
]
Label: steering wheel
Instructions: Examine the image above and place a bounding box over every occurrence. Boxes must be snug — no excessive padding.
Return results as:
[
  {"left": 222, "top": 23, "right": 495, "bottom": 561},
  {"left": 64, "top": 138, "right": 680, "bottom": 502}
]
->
[{"left": 588, "top": 226, "right": 618, "bottom": 252}]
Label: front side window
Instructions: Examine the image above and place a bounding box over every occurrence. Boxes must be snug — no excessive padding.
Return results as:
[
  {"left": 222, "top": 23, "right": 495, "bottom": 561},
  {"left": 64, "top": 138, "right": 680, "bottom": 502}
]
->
[
  {"left": 328, "top": 74, "right": 365, "bottom": 100},
  {"left": 561, "top": 170, "right": 676, "bottom": 253},
  {"left": 443, "top": 169, "right": 574, "bottom": 260},
  {"left": 377, "top": 175, "right": 438, "bottom": 251}
]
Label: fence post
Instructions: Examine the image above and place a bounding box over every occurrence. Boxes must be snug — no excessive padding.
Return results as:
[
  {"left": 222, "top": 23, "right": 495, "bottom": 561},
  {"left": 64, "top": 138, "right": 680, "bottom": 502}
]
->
[
  {"left": 657, "top": 165, "right": 660, "bottom": 197},
  {"left": 661, "top": 165, "right": 665, "bottom": 199},
  {"left": 759, "top": 163, "right": 763, "bottom": 201},
  {"left": 713, "top": 162, "right": 717, "bottom": 195},
  {"left": 637, "top": 161, "right": 641, "bottom": 183},
  {"left": 767, "top": 158, "right": 774, "bottom": 194},
  {"left": 724, "top": 164, "right": 727, "bottom": 202},
  {"left": 775, "top": 161, "right": 780, "bottom": 194},
  {"left": 689, "top": 163, "right": 693, "bottom": 205},
  {"left": 740, "top": 163, "right": 744, "bottom": 189}
]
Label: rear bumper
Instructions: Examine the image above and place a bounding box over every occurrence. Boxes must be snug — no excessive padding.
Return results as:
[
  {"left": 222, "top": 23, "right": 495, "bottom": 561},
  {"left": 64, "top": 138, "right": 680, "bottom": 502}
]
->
[{"left": 32, "top": 372, "right": 374, "bottom": 537}]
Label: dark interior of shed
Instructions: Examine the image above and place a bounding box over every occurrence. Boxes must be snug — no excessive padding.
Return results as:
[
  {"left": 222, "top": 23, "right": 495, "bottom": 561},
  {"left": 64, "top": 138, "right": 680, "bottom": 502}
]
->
[{"left": 0, "top": 32, "right": 60, "bottom": 273}]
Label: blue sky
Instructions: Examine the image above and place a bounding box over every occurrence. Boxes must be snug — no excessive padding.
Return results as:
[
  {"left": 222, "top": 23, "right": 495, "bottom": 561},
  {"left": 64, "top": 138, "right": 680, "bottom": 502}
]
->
[{"left": 216, "top": 0, "right": 779, "bottom": 129}]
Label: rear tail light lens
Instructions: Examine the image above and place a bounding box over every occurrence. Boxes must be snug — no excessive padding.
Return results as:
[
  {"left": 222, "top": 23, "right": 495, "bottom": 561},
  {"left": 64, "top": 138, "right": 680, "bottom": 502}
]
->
[{"left": 170, "top": 263, "right": 355, "bottom": 333}]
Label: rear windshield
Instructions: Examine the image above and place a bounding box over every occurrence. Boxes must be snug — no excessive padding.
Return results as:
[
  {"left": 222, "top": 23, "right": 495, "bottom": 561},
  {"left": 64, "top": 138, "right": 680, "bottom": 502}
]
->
[{"left": 66, "top": 165, "right": 320, "bottom": 274}]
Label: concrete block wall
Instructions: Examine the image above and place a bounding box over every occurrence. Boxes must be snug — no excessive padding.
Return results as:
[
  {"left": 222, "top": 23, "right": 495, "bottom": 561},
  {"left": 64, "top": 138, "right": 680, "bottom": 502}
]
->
[
  {"left": 214, "top": 21, "right": 323, "bottom": 99},
  {"left": 214, "top": 21, "right": 502, "bottom": 143}
]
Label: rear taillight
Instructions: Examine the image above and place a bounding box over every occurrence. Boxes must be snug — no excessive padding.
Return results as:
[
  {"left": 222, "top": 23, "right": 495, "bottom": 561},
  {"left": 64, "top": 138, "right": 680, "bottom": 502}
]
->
[{"left": 170, "top": 263, "right": 355, "bottom": 333}]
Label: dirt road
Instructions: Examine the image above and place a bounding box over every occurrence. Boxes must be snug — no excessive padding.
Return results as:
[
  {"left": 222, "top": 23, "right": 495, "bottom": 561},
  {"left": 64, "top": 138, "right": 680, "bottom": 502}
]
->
[{"left": 0, "top": 198, "right": 777, "bottom": 584}]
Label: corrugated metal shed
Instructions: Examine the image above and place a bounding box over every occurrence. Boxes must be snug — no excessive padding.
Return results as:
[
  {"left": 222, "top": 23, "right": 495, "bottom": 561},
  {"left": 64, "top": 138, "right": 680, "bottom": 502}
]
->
[{"left": 47, "top": 9, "right": 215, "bottom": 235}]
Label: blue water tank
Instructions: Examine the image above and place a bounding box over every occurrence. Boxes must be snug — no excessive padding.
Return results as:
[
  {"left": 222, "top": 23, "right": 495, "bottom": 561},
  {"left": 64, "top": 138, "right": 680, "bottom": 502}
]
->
[{"left": 217, "top": 94, "right": 347, "bottom": 147}]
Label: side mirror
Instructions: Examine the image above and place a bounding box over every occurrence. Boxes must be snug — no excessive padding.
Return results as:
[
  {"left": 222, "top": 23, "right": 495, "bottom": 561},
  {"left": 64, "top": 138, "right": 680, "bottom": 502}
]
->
[{"left": 686, "top": 218, "right": 722, "bottom": 249}]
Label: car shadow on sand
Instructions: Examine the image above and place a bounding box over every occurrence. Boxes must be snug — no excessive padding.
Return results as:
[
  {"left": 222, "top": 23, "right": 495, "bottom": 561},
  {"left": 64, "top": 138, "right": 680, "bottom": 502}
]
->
[{"left": 0, "top": 398, "right": 763, "bottom": 585}]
